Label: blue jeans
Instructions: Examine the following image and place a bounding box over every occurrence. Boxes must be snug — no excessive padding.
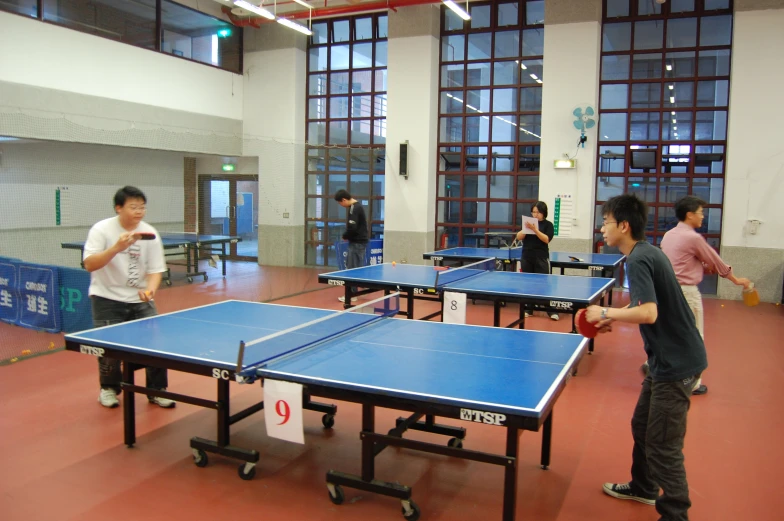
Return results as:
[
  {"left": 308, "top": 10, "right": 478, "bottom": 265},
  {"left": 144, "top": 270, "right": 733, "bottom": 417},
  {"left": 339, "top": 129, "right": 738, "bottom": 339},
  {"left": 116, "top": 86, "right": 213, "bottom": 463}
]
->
[{"left": 91, "top": 296, "right": 168, "bottom": 392}]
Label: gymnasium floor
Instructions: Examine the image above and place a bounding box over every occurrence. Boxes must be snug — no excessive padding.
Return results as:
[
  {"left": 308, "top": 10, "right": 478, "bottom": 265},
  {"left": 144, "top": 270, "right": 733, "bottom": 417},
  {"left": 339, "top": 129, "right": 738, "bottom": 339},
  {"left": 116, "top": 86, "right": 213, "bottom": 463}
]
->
[{"left": 0, "top": 262, "right": 781, "bottom": 521}]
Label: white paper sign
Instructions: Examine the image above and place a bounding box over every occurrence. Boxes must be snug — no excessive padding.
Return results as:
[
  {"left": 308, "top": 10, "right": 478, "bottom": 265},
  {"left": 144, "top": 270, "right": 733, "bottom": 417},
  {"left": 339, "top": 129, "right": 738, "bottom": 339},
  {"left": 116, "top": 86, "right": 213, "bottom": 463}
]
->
[
  {"left": 443, "top": 291, "right": 467, "bottom": 324},
  {"left": 521, "top": 215, "right": 540, "bottom": 235},
  {"left": 264, "top": 379, "right": 305, "bottom": 444}
]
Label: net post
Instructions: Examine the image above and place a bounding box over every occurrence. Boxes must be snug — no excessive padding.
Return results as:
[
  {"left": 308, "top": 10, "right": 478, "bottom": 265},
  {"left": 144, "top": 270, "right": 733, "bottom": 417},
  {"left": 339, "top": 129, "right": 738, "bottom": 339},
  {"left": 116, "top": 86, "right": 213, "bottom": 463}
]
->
[{"left": 236, "top": 340, "right": 246, "bottom": 375}]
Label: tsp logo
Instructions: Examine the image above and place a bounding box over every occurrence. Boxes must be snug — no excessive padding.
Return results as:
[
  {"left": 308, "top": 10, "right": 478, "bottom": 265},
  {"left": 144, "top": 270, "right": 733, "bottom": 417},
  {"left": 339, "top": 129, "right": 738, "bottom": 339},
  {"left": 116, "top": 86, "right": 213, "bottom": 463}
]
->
[
  {"left": 549, "top": 300, "right": 573, "bottom": 310},
  {"left": 80, "top": 345, "right": 105, "bottom": 357},
  {"left": 327, "top": 279, "right": 345, "bottom": 286},
  {"left": 460, "top": 408, "right": 507, "bottom": 426}
]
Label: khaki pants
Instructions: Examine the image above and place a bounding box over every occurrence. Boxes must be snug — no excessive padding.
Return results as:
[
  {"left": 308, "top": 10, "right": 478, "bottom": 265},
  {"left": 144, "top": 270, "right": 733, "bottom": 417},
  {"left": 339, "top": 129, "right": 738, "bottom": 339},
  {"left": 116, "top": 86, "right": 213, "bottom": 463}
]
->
[{"left": 678, "top": 284, "right": 704, "bottom": 339}]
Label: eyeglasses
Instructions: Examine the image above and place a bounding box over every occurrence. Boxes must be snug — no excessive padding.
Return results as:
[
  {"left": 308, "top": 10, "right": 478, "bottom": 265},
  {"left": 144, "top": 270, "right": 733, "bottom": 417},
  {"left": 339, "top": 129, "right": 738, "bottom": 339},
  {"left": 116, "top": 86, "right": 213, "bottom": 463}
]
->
[
  {"left": 128, "top": 206, "right": 146, "bottom": 212},
  {"left": 601, "top": 221, "right": 618, "bottom": 227}
]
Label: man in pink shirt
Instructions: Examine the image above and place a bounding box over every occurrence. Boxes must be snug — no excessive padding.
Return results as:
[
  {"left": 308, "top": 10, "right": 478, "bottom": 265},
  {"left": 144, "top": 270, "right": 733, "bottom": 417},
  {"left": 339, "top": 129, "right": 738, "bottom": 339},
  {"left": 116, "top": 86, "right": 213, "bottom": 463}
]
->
[{"left": 656, "top": 195, "right": 750, "bottom": 395}]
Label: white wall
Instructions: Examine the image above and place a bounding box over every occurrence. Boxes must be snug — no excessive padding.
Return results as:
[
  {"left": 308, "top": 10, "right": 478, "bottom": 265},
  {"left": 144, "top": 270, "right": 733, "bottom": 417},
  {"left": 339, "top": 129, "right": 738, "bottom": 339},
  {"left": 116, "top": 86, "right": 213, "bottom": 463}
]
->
[
  {"left": 723, "top": 8, "right": 784, "bottom": 249},
  {"left": 384, "top": 34, "right": 440, "bottom": 234},
  {"left": 538, "top": 22, "right": 602, "bottom": 241},
  {"left": 0, "top": 10, "right": 243, "bottom": 120}
]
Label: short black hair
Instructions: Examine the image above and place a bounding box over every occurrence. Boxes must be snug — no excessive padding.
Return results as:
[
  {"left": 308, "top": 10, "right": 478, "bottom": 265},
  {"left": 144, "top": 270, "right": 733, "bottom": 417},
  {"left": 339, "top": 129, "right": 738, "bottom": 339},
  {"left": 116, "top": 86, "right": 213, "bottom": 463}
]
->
[
  {"left": 674, "top": 195, "right": 706, "bottom": 222},
  {"left": 602, "top": 194, "right": 647, "bottom": 241},
  {"left": 532, "top": 201, "right": 548, "bottom": 219},
  {"left": 334, "top": 189, "right": 352, "bottom": 202},
  {"left": 114, "top": 186, "right": 147, "bottom": 207}
]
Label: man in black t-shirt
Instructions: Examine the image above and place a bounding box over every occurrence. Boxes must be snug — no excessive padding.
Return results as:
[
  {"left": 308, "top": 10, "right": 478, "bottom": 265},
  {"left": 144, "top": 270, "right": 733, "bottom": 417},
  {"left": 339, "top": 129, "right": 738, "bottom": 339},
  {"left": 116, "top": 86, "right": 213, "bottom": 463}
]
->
[
  {"left": 585, "top": 194, "right": 706, "bottom": 521},
  {"left": 334, "top": 189, "right": 369, "bottom": 303}
]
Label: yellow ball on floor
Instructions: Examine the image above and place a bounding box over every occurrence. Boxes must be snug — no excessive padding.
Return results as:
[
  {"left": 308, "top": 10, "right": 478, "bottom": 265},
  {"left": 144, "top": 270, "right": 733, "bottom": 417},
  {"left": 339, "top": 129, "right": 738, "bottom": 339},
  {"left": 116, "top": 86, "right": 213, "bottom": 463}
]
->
[
  {"left": 21, "top": 349, "right": 31, "bottom": 355},
  {"left": 721, "top": 304, "right": 724, "bottom": 307}
]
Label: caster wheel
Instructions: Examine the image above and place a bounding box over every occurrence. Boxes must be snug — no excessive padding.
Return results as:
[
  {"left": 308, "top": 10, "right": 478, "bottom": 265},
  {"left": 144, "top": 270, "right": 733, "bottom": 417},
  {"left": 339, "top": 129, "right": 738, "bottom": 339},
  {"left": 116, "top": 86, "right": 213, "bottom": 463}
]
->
[
  {"left": 193, "top": 450, "right": 208, "bottom": 468},
  {"left": 447, "top": 437, "right": 463, "bottom": 449},
  {"left": 322, "top": 414, "right": 335, "bottom": 429},
  {"left": 187, "top": 277, "right": 193, "bottom": 283},
  {"left": 401, "top": 500, "right": 420, "bottom": 521},
  {"left": 204, "top": 275, "right": 209, "bottom": 282},
  {"left": 328, "top": 484, "right": 345, "bottom": 505},
  {"left": 238, "top": 463, "right": 256, "bottom": 480},
  {"left": 165, "top": 280, "right": 172, "bottom": 286}
]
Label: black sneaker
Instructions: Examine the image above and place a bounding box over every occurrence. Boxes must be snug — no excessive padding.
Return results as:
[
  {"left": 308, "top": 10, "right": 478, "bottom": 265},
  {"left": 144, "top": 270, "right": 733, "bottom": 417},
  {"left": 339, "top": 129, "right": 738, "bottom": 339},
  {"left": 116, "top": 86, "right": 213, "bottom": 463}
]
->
[
  {"left": 692, "top": 384, "right": 708, "bottom": 395},
  {"left": 602, "top": 482, "right": 657, "bottom": 505}
]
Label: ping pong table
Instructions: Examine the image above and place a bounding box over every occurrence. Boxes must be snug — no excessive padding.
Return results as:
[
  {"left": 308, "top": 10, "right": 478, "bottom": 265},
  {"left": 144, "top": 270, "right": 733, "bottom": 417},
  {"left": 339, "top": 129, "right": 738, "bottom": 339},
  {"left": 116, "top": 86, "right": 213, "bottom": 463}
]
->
[
  {"left": 61, "top": 232, "right": 241, "bottom": 284},
  {"left": 64, "top": 296, "right": 587, "bottom": 521},
  {"left": 319, "top": 261, "right": 614, "bottom": 351},
  {"left": 423, "top": 247, "right": 625, "bottom": 305}
]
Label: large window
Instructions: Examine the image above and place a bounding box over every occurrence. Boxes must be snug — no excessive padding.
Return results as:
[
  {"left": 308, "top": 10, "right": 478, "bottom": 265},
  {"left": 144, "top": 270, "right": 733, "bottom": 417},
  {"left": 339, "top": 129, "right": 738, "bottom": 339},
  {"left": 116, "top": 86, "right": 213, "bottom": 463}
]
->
[
  {"left": 1, "top": 0, "right": 241, "bottom": 73},
  {"left": 597, "top": 0, "right": 732, "bottom": 281},
  {"left": 437, "top": 1, "right": 545, "bottom": 249},
  {"left": 305, "top": 14, "right": 388, "bottom": 266}
]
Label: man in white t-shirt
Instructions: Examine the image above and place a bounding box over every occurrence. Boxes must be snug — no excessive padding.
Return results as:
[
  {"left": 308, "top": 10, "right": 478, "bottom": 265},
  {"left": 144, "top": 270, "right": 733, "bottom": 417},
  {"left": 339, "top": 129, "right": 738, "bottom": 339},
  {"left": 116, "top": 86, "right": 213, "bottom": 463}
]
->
[{"left": 84, "top": 186, "right": 175, "bottom": 409}]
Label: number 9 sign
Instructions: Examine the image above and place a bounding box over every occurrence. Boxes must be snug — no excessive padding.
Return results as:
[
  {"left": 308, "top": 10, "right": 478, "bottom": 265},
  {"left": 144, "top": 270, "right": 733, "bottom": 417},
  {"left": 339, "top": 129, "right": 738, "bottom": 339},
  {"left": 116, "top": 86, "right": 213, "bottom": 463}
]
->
[
  {"left": 264, "top": 380, "right": 305, "bottom": 444},
  {"left": 275, "top": 399, "right": 291, "bottom": 425}
]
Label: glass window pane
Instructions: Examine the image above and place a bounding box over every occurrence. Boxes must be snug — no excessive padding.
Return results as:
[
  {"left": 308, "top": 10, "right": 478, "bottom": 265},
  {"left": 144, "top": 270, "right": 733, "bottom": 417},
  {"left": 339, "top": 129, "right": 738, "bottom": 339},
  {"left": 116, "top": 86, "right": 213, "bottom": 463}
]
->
[
  {"left": 492, "top": 115, "right": 517, "bottom": 142},
  {"left": 603, "top": 23, "right": 631, "bottom": 52},
  {"left": 705, "top": 0, "right": 730, "bottom": 9},
  {"left": 495, "top": 30, "right": 520, "bottom": 58},
  {"left": 440, "top": 117, "right": 463, "bottom": 142},
  {"left": 352, "top": 70, "right": 372, "bottom": 93},
  {"left": 439, "top": 174, "right": 463, "bottom": 197},
  {"left": 692, "top": 177, "right": 724, "bottom": 204},
  {"left": 631, "top": 83, "right": 661, "bottom": 109},
  {"left": 662, "top": 111, "right": 692, "bottom": 141},
  {"left": 331, "top": 45, "right": 350, "bottom": 70},
  {"left": 601, "top": 84, "right": 629, "bottom": 110},
  {"left": 638, "top": 0, "right": 662, "bottom": 15},
  {"left": 351, "top": 96, "right": 372, "bottom": 118},
  {"left": 442, "top": 64, "right": 465, "bottom": 88},
  {"left": 597, "top": 177, "right": 625, "bottom": 201},
  {"left": 700, "top": 15, "right": 732, "bottom": 46},
  {"left": 465, "top": 147, "right": 488, "bottom": 172},
  {"left": 659, "top": 177, "right": 689, "bottom": 203},
  {"left": 694, "top": 145, "right": 724, "bottom": 173},
  {"left": 374, "top": 94, "right": 387, "bottom": 117},
  {"left": 599, "top": 113, "right": 628, "bottom": 141},
  {"left": 311, "top": 23, "right": 328, "bottom": 45},
  {"left": 353, "top": 43, "right": 373, "bottom": 68},
  {"left": 667, "top": 81, "right": 694, "bottom": 108},
  {"left": 491, "top": 148, "right": 515, "bottom": 172},
  {"left": 331, "top": 72, "right": 350, "bottom": 94},
  {"left": 328, "top": 150, "right": 348, "bottom": 171},
  {"left": 441, "top": 91, "right": 465, "bottom": 114},
  {"left": 666, "top": 18, "right": 697, "bottom": 48},
  {"left": 329, "top": 121, "right": 348, "bottom": 145},
  {"left": 493, "top": 61, "right": 519, "bottom": 85},
  {"left": 599, "top": 147, "right": 626, "bottom": 173},
  {"left": 309, "top": 74, "right": 327, "bottom": 95},
  {"left": 489, "top": 202, "right": 515, "bottom": 225},
  {"left": 309, "top": 47, "right": 328, "bottom": 71},
  {"left": 695, "top": 111, "right": 727, "bottom": 140},
  {"left": 355, "top": 17, "right": 373, "bottom": 40},
  {"left": 445, "top": 8, "right": 466, "bottom": 31},
  {"left": 520, "top": 59, "right": 544, "bottom": 84},
  {"left": 375, "top": 69, "right": 387, "bottom": 91},
  {"left": 697, "top": 80, "right": 729, "bottom": 106},
  {"left": 464, "top": 177, "right": 489, "bottom": 200},
  {"left": 378, "top": 15, "right": 388, "bottom": 37},
  {"left": 307, "top": 148, "right": 326, "bottom": 172},
  {"left": 670, "top": 0, "right": 695, "bottom": 13},
  {"left": 630, "top": 112, "right": 661, "bottom": 141},
  {"left": 467, "top": 33, "right": 492, "bottom": 60},
  {"left": 467, "top": 62, "right": 492, "bottom": 86},
  {"left": 498, "top": 2, "right": 519, "bottom": 26},
  {"left": 665, "top": 51, "right": 695, "bottom": 78},
  {"left": 1, "top": 0, "right": 37, "bottom": 16},
  {"left": 463, "top": 201, "right": 487, "bottom": 224},
  {"left": 632, "top": 53, "right": 662, "bottom": 79},
  {"left": 635, "top": 20, "right": 663, "bottom": 50},
  {"left": 309, "top": 97, "right": 326, "bottom": 119},
  {"left": 516, "top": 176, "right": 539, "bottom": 199},
  {"left": 518, "top": 115, "right": 542, "bottom": 142},
  {"left": 518, "top": 146, "right": 540, "bottom": 171},
  {"left": 466, "top": 116, "right": 490, "bottom": 142},
  {"left": 522, "top": 29, "right": 544, "bottom": 56},
  {"left": 467, "top": 89, "right": 490, "bottom": 112},
  {"left": 526, "top": 1, "right": 545, "bottom": 24},
  {"left": 371, "top": 200, "right": 385, "bottom": 222},
  {"left": 606, "top": 0, "right": 629, "bottom": 17},
  {"left": 628, "top": 177, "right": 657, "bottom": 202},
  {"left": 699, "top": 208, "right": 722, "bottom": 234},
  {"left": 373, "top": 120, "right": 386, "bottom": 144},
  {"left": 470, "top": 4, "right": 490, "bottom": 28},
  {"left": 375, "top": 41, "right": 388, "bottom": 66},
  {"left": 493, "top": 88, "right": 518, "bottom": 112},
  {"left": 602, "top": 55, "right": 630, "bottom": 80},
  {"left": 308, "top": 121, "right": 326, "bottom": 145},
  {"left": 698, "top": 49, "right": 731, "bottom": 76},
  {"left": 520, "top": 87, "right": 542, "bottom": 111},
  {"left": 45, "top": 0, "right": 155, "bottom": 49},
  {"left": 333, "top": 20, "right": 350, "bottom": 43},
  {"left": 351, "top": 149, "right": 371, "bottom": 172},
  {"left": 443, "top": 34, "right": 466, "bottom": 61}
]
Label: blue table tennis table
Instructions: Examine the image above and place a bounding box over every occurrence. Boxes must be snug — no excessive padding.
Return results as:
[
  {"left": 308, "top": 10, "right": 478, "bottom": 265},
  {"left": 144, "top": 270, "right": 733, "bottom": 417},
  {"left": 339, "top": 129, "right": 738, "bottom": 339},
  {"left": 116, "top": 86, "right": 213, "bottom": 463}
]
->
[
  {"left": 62, "top": 232, "right": 241, "bottom": 284},
  {"left": 423, "top": 247, "right": 625, "bottom": 305},
  {"left": 319, "top": 262, "right": 614, "bottom": 352},
  {"left": 64, "top": 297, "right": 587, "bottom": 521}
]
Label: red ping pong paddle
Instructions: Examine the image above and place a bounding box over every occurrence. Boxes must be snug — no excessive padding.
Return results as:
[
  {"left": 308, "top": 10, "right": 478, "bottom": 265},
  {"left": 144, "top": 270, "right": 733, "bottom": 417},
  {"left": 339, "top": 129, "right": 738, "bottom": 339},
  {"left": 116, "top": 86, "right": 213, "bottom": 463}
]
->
[
  {"left": 575, "top": 309, "right": 599, "bottom": 339},
  {"left": 135, "top": 233, "right": 156, "bottom": 240},
  {"left": 433, "top": 266, "right": 449, "bottom": 271}
]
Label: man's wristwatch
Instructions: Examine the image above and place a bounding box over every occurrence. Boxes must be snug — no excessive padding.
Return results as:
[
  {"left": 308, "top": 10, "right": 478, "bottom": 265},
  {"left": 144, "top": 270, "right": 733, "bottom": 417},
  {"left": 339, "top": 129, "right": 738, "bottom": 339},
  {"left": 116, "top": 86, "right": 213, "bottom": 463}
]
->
[{"left": 600, "top": 308, "right": 609, "bottom": 320}]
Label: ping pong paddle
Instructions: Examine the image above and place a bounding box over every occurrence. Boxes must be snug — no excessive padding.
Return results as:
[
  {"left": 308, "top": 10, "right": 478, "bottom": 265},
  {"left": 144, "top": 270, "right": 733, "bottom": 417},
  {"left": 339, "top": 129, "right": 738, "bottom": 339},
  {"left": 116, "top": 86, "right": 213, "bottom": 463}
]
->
[
  {"left": 433, "top": 266, "right": 449, "bottom": 271},
  {"left": 575, "top": 309, "right": 599, "bottom": 339},
  {"left": 135, "top": 233, "right": 156, "bottom": 240}
]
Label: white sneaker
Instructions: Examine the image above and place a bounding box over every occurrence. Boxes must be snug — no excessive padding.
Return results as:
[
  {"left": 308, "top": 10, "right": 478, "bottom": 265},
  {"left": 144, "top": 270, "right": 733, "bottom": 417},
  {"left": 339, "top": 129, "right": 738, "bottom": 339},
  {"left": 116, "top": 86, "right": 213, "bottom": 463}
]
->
[
  {"left": 524, "top": 311, "right": 531, "bottom": 318},
  {"left": 98, "top": 388, "right": 119, "bottom": 408},
  {"left": 550, "top": 313, "right": 560, "bottom": 321},
  {"left": 148, "top": 390, "right": 176, "bottom": 409},
  {"left": 338, "top": 296, "right": 357, "bottom": 303}
]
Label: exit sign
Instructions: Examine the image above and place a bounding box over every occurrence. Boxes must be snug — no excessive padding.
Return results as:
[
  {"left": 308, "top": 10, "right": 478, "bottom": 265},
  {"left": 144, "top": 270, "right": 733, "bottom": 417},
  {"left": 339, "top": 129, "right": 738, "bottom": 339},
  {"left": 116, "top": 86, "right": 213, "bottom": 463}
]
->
[{"left": 222, "top": 164, "right": 235, "bottom": 172}]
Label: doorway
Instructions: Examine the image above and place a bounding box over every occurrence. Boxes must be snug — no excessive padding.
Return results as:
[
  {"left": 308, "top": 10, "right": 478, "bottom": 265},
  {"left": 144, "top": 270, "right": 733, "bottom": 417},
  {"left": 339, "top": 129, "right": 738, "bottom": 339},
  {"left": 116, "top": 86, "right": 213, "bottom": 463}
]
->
[{"left": 198, "top": 175, "right": 258, "bottom": 261}]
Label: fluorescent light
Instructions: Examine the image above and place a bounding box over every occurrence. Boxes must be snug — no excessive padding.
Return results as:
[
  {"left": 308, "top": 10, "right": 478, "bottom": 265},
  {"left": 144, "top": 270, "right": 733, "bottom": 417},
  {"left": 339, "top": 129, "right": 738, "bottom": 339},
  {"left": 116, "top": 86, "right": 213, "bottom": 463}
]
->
[
  {"left": 666, "top": 64, "right": 672, "bottom": 71},
  {"left": 234, "top": 0, "right": 275, "bottom": 19},
  {"left": 466, "top": 104, "right": 478, "bottom": 111},
  {"left": 673, "top": 126, "right": 677, "bottom": 130},
  {"left": 554, "top": 159, "right": 576, "bottom": 169},
  {"left": 443, "top": 1, "right": 471, "bottom": 21},
  {"left": 529, "top": 73, "right": 538, "bottom": 80},
  {"left": 670, "top": 96, "right": 675, "bottom": 103},
  {"left": 671, "top": 111, "right": 676, "bottom": 115},
  {"left": 668, "top": 84, "right": 674, "bottom": 90},
  {"left": 535, "top": 79, "right": 543, "bottom": 84},
  {"left": 672, "top": 119, "right": 676, "bottom": 123},
  {"left": 520, "top": 62, "right": 527, "bottom": 70},
  {"left": 277, "top": 16, "right": 313, "bottom": 35},
  {"left": 292, "top": 0, "right": 312, "bottom": 7}
]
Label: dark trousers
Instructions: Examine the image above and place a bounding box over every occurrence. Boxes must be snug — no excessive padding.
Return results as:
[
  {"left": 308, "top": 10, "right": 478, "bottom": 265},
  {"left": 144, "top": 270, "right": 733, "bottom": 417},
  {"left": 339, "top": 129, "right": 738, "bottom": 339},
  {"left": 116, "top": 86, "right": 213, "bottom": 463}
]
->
[
  {"left": 631, "top": 374, "right": 695, "bottom": 521},
  {"left": 521, "top": 254, "right": 549, "bottom": 274},
  {"left": 91, "top": 296, "right": 168, "bottom": 392},
  {"left": 346, "top": 242, "right": 367, "bottom": 294}
]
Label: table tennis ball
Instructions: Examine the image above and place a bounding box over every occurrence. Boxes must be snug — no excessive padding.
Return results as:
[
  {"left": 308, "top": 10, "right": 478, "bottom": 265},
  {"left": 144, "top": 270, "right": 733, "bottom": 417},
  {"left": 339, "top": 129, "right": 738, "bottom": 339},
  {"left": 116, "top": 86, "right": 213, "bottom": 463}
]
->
[{"left": 392, "top": 261, "right": 396, "bottom": 266}]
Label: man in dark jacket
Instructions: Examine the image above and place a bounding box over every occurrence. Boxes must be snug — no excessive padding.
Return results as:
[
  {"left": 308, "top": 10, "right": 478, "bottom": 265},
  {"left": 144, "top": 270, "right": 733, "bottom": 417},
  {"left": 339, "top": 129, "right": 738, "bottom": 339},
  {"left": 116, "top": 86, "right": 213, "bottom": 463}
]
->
[{"left": 334, "top": 189, "right": 369, "bottom": 303}]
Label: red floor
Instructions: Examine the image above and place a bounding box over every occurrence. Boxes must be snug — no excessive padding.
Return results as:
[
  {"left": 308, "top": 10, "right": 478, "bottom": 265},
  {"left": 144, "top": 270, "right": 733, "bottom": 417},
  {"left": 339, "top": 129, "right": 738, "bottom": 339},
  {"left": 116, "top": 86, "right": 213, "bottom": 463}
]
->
[{"left": 0, "top": 262, "right": 782, "bottom": 521}]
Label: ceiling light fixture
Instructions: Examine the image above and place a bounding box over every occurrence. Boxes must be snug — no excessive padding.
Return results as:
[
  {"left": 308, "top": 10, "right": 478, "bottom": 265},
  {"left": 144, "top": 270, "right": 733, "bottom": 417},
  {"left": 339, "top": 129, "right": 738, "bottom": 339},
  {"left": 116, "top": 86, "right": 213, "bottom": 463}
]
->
[
  {"left": 278, "top": 16, "right": 312, "bottom": 35},
  {"left": 234, "top": 0, "right": 274, "bottom": 20},
  {"left": 443, "top": 0, "right": 471, "bottom": 21}
]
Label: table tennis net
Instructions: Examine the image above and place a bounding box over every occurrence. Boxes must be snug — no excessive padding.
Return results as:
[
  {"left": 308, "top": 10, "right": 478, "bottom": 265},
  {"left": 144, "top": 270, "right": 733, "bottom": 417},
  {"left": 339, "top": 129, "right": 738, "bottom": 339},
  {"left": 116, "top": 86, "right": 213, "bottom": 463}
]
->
[
  {"left": 235, "top": 292, "right": 400, "bottom": 377},
  {"left": 434, "top": 257, "right": 496, "bottom": 287}
]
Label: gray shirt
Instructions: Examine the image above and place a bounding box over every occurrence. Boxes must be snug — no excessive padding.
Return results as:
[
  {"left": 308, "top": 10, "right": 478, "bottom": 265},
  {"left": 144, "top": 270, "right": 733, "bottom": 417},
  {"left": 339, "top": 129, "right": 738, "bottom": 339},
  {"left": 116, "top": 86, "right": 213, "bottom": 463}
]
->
[{"left": 627, "top": 241, "right": 708, "bottom": 382}]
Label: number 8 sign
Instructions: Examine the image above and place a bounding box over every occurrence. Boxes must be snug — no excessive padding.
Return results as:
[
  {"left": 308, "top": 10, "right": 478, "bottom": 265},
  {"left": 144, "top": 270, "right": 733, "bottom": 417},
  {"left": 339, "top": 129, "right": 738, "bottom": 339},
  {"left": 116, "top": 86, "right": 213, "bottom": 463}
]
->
[{"left": 264, "top": 380, "right": 305, "bottom": 443}]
